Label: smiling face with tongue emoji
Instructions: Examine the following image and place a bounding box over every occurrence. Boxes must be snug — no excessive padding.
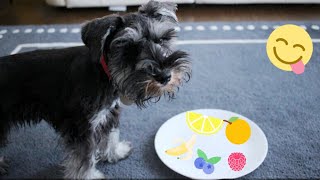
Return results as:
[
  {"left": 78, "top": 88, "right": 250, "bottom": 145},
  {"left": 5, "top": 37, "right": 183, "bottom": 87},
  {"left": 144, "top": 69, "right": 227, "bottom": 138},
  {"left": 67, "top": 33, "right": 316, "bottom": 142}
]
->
[{"left": 266, "top": 24, "right": 313, "bottom": 75}]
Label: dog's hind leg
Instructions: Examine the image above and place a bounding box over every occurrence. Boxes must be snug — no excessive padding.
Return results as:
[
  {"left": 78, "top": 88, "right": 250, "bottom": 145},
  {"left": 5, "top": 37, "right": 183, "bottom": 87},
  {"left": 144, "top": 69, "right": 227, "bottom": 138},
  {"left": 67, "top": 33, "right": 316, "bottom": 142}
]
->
[
  {"left": 0, "top": 119, "right": 10, "bottom": 175},
  {"left": 0, "top": 156, "right": 9, "bottom": 175}
]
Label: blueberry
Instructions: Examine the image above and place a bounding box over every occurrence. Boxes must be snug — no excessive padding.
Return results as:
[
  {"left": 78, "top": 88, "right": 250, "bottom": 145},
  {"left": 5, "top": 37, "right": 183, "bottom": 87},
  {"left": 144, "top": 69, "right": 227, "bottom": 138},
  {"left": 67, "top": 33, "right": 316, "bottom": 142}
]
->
[
  {"left": 203, "top": 162, "right": 214, "bottom": 174},
  {"left": 194, "top": 157, "right": 205, "bottom": 169}
]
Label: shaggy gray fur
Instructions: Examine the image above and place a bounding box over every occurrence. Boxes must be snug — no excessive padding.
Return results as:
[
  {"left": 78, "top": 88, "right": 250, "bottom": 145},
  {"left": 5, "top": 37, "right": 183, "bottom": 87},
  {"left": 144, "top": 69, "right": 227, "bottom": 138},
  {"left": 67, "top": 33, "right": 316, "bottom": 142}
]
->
[{"left": 0, "top": 21, "right": 319, "bottom": 178}]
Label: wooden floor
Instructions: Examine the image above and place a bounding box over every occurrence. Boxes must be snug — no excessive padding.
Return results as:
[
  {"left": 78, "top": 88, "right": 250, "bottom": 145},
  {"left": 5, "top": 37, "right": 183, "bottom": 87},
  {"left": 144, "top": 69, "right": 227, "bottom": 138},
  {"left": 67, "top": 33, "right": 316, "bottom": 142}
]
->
[{"left": 1, "top": 0, "right": 320, "bottom": 25}]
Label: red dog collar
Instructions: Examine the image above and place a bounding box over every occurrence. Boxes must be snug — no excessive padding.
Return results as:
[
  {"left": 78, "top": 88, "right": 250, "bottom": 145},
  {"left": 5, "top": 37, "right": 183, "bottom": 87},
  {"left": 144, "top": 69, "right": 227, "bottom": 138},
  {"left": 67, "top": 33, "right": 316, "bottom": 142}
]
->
[{"left": 100, "top": 54, "right": 112, "bottom": 80}]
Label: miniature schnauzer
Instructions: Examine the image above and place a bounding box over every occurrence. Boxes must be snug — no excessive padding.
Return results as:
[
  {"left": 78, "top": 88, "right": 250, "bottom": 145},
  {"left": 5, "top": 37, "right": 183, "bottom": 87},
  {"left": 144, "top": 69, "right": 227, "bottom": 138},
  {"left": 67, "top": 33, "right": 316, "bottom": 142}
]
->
[{"left": 0, "top": 0, "right": 191, "bottom": 178}]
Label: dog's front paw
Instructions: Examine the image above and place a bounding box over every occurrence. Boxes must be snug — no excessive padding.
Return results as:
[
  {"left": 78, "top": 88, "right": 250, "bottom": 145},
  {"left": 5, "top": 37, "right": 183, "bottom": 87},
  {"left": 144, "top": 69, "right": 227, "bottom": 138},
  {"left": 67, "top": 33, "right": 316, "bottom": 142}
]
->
[
  {"left": 86, "top": 169, "right": 106, "bottom": 179},
  {"left": 0, "top": 156, "right": 9, "bottom": 175},
  {"left": 106, "top": 141, "right": 132, "bottom": 163},
  {"left": 115, "top": 141, "right": 132, "bottom": 159}
]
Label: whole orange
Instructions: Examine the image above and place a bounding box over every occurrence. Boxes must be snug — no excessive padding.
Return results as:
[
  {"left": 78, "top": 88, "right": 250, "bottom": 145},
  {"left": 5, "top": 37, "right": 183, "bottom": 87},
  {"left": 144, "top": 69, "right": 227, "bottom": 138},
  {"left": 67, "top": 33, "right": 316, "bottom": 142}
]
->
[{"left": 225, "top": 119, "right": 251, "bottom": 144}]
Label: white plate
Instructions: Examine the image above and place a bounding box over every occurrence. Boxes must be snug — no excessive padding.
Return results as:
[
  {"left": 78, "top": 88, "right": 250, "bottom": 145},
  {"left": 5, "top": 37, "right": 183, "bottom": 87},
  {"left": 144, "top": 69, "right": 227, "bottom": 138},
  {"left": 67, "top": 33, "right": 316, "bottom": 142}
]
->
[{"left": 154, "top": 109, "right": 268, "bottom": 179}]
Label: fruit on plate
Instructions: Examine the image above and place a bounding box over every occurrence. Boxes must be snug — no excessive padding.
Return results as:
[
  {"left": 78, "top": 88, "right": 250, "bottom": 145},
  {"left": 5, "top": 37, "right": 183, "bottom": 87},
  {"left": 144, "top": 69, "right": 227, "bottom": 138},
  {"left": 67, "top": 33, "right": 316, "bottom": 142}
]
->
[
  {"left": 193, "top": 149, "right": 221, "bottom": 174},
  {"left": 194, "top": 157, "right": 206, "bottom": 169},
  {"left": 228, "top": 152, "right": 246, "bottom": 171},
  {"left": 186, "top": 112, "right": 224, "bottom": 135},
  {"left": 186, "top": 112, "right": 251, "bottom": 145},
  {"left": 165, "top": 135, "right": 196, "bottom": 160},
  {"left": 165, "top": 142, "right": 188, "bottom": 156},
  {"left": 225, "top": 117, "right": 251, "bottom": 144},
  {"left": 203, "top": 162, "right": 215, "bottom": 174}
]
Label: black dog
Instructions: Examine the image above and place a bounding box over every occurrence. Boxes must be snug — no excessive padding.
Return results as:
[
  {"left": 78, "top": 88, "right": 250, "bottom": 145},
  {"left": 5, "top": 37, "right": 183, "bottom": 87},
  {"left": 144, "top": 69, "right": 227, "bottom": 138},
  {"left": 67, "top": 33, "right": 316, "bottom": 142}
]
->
[{"left": 0, "top": 1, "right": 191, "bottom": 178}]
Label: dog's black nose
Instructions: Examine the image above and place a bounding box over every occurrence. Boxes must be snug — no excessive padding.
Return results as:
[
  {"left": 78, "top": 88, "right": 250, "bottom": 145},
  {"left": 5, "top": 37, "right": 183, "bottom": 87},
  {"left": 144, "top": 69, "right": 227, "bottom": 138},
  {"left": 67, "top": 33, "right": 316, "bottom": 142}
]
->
[
  {"left": 157, "top": 73, "right": 171, "bottom": 85},
  {"left": 163, "top": 74, "right": 171, "bottom": 84}
]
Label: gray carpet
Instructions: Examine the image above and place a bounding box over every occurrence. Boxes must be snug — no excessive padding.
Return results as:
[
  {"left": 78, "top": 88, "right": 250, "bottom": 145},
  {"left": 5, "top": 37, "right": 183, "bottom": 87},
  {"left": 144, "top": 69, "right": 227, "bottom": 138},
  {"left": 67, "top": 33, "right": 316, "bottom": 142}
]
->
[{"left": 0, "top": 21, "right": 319, "bottom": 179}]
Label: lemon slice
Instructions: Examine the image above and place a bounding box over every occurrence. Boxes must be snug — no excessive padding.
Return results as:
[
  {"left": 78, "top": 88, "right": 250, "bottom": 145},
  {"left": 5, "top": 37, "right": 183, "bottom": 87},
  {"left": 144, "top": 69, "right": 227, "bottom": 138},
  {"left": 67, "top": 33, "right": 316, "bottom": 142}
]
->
[{"left": 186, "top": 111, "right": 224, "bottom": 135}]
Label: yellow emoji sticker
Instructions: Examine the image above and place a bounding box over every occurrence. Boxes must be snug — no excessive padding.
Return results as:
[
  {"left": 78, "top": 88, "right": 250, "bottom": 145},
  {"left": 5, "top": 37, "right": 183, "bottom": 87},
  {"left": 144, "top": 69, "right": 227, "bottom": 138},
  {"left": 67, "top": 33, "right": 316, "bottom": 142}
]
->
[{"left": 266, "top": 24, "right": 313, "bottom": 74}]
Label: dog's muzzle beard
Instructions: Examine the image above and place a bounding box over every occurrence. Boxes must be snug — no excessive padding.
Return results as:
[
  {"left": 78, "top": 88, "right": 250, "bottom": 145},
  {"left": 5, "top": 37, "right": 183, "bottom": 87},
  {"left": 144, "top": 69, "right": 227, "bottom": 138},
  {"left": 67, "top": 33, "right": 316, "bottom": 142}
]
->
[{"left": 109, "top": 49, "right": 191, "bottom": 108}]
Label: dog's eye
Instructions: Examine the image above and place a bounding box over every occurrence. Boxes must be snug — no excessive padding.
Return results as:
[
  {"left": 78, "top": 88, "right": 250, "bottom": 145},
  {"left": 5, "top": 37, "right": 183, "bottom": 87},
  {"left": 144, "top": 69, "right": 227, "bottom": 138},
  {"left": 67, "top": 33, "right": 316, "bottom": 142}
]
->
[
  {"left": 145, "top": 66, "right": 161, "bottom": 76},
  {"left": 159, "top": 39, "right": 164, "bottom": 45},
  {"left": 157, "top": 38, "right": 168, "bottom": 46},
  {"left": 143, "top": 64, "right": 156, "bottom": 75},
  {"left": 145, "top": 68, "right": 155, "bottom": 76}
]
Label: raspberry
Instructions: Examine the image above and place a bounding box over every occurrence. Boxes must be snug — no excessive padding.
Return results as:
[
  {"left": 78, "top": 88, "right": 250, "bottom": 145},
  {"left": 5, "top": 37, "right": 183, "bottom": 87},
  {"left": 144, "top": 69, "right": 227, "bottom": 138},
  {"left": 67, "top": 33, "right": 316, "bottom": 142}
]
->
[{"left": 228, "top": 152, "right": 246, "bottom": 171}]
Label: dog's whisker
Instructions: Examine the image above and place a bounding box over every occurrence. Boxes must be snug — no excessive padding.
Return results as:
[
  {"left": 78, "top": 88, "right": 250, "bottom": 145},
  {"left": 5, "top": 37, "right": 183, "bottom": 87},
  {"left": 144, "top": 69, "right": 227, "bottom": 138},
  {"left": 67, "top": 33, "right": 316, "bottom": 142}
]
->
[{"left": 144, "top": 80, "right": 152, "bottom": 96}]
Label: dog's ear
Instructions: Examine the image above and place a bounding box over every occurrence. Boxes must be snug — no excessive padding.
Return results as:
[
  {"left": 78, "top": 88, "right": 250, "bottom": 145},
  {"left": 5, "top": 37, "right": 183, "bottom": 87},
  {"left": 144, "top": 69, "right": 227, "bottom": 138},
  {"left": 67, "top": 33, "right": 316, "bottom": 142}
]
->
[
  {"left": 81, "top": 15, "right": 124, "bottom": 61},
  {"left": 138, "top": 0, "right": 178, "bottom": 22}
]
